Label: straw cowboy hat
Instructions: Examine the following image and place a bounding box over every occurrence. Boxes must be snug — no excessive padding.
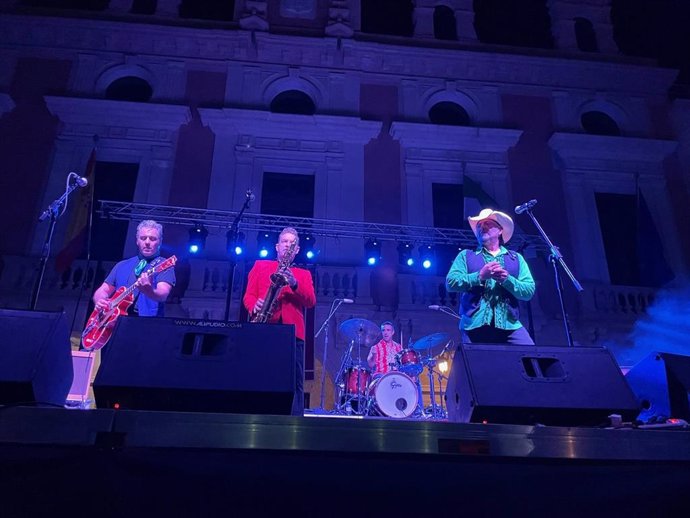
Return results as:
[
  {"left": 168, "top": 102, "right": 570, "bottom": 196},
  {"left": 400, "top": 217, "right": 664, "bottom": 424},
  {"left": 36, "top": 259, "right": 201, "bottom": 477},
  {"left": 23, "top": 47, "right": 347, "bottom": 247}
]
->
[{"left": 468, "top": 208, "right": 515, "bottom": 244}]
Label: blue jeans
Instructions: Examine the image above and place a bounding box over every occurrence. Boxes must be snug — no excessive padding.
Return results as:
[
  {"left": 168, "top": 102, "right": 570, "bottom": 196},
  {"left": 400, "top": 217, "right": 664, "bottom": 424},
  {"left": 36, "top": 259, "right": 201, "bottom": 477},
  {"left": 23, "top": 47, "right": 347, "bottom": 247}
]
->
[{"left": 462, "top": 325, "right": 534, "bottom": 345}]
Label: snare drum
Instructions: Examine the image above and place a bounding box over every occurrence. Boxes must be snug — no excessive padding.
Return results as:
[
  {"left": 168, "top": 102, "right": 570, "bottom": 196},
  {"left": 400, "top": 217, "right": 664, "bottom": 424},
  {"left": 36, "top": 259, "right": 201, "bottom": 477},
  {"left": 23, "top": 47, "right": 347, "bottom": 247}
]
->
[
  {"left": 342, "top": 366, "right": 371, "bottom": 397},
  {"left": 368, "top": 371, "right": 419, "bottom": 419},
  {"left": 395, "top": 348, "right": 423, "bottom": 376}
]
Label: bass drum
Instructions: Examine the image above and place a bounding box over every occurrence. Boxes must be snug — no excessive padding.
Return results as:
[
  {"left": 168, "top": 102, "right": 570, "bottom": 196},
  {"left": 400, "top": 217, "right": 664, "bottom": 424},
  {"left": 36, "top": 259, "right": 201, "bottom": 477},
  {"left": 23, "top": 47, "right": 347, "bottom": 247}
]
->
[{"left": 368, "top": 371, "right": 419, "bottom": 419}]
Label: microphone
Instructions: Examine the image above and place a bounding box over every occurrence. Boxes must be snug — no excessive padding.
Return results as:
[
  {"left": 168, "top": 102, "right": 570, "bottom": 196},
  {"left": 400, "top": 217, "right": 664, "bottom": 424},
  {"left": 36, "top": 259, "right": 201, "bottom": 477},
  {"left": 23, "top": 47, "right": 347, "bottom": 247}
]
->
[
  {"left": 428, "top": 305, "right": 441, "bottom": 310},
  {"left": 338, "top": 298, "right": 354, "bottom": 304},
  {"left": 246, "top": 189, "right": 255, "bottom": 202},
  {"left": 514, "top": 199, "right": 537, "bottom": 215},
  {"left": 70, "top": 172, "right": 88, "bottom": 187}
]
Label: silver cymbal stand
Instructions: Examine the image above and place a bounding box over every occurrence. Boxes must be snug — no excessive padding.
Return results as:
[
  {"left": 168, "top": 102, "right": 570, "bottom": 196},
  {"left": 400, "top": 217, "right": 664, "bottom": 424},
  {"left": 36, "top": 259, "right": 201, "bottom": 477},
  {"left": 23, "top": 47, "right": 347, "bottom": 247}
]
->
[{"left": 313, "top": 298, "right": 351, "bottom": 414}]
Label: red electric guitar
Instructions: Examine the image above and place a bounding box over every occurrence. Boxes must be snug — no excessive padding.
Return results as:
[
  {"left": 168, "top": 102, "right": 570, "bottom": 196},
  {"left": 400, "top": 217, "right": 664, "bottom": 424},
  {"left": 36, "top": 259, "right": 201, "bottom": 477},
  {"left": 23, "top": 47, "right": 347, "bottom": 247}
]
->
[{"left": 81, "top": 255, "right": 177, "bottom": 351}]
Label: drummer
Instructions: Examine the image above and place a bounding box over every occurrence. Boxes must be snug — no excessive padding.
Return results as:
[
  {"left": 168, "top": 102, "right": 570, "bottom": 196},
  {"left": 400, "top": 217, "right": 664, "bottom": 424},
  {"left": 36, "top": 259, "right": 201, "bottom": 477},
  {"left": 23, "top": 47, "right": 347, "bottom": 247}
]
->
[{"left": 366, "top": 321, "right": 403, "bottom": 376}]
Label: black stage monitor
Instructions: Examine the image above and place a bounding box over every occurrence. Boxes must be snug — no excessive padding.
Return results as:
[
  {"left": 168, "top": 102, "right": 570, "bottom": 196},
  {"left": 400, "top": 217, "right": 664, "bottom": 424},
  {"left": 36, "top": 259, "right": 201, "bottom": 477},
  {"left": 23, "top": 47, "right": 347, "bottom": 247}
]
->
[
  {"left": 445, "top": 343, "right": 640, "bottom": 427},
  {"left": 0, "top": 309, "right": 73, "bottom": 407},
  {"left": 94, "top": 317, "right": 296, "bottom": 415}
]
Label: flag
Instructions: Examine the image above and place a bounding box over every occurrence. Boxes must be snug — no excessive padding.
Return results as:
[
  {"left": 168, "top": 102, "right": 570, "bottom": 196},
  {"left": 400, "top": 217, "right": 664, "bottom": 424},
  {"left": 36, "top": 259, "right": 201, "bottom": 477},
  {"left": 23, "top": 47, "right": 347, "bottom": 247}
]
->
[
  {"left": 462, "top": 173, "right": 498, "bottom": 220},
  {"left": 55, "top": 147, "right": 96, "bottom": 273}
]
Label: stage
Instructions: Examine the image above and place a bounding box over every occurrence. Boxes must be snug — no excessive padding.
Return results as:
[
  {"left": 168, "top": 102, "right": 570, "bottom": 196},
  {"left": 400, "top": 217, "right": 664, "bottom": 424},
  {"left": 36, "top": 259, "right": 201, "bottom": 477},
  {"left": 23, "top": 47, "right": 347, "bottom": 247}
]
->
[{"left": 1, "top": 406, "right": 689, "bottom": 517}]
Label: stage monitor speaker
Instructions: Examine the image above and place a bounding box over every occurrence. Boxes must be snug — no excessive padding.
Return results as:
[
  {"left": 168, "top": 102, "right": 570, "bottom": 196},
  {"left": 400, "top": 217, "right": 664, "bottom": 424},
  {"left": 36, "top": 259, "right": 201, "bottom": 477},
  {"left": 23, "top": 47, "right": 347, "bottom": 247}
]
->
[
  {"left": 445, "top": 344, "right": 639, "bottom": 426},
  {"left": 93, "top": 317, "right": 296, "bottom": 415},
  {"left": 0, "top": 309, "right": 73, "bottom": 407},
  {"left": 624, "top": 352, "right": 690, "bottom": 422}
]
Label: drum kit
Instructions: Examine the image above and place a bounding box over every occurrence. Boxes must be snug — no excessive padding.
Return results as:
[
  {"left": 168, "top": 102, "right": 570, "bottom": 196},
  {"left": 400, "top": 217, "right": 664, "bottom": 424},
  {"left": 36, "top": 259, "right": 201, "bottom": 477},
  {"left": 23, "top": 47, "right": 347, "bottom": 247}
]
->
[{"left": 333, "top": 318, "right": 451, "bottom": 420}]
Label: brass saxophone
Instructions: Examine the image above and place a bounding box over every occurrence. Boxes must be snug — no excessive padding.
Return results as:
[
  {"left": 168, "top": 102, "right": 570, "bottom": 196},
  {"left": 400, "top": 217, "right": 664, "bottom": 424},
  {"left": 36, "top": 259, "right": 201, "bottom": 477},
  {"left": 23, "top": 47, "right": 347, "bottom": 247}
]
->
[{"left": 251, "top": 240, "right": 298, "bottom": 323}]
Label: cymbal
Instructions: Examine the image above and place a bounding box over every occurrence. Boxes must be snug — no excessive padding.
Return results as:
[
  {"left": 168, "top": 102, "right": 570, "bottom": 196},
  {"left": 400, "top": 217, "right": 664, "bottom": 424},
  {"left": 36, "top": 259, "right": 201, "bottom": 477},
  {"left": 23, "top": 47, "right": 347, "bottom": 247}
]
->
[
  {"left": 339, "top": 318, "right": 380, "bottom": 346},
  {"left": 412, "top": 332, "right": 451, "bottom": 357}
]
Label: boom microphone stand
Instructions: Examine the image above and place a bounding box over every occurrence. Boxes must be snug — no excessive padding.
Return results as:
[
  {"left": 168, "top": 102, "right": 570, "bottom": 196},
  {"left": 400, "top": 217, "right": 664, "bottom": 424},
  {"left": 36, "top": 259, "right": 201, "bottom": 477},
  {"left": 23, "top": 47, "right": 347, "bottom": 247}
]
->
[
  {"left": 224, "top": 190, "right": 254, "bottom": 321},
  {"left": 313, "top": 298, "right": 353, "bottom": 413},
  {"left": 516, "top": 200, "right": 583, "bottom": 347},
  {"left": 31, "top": 173, "right": 88, "bottom": 310}
]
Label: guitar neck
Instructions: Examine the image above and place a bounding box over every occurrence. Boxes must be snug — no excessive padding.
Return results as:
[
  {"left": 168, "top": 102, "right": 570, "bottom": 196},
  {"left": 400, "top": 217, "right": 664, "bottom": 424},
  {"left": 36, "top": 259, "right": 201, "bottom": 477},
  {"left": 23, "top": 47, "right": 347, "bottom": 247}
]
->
[{"left": 111, "top": 260, "right": 170, "bottom": 306}]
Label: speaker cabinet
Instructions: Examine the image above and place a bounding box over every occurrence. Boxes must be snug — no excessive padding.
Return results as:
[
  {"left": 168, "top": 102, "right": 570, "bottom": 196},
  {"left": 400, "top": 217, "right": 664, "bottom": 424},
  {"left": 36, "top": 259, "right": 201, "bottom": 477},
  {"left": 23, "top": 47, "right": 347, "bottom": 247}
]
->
[
  {"left": 93, "top": 317, "right": 297, "bottom": 415},
  {"left": 625, "top": 352, "right": 690, "bottom": 422},
  {"left": 445, "top": 344, "right": 639, "bottom": 426},
  {"left": 0, "top": 309, "right": 73, "bottom": 406}
]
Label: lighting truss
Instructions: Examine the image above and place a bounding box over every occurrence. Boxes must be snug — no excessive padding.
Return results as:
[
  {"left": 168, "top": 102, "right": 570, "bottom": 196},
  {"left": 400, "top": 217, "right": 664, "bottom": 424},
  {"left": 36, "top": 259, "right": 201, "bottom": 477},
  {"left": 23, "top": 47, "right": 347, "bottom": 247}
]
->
[{"left": 98, "top": 200, "right": 548, "bottom": 252}]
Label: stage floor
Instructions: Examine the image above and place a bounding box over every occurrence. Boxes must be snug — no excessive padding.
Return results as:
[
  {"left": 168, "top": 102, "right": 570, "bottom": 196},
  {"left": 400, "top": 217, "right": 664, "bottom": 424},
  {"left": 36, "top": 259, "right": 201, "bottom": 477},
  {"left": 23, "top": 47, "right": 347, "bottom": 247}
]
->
[{"left": 1, "top": 406, "right": 690, "bottom": 516}]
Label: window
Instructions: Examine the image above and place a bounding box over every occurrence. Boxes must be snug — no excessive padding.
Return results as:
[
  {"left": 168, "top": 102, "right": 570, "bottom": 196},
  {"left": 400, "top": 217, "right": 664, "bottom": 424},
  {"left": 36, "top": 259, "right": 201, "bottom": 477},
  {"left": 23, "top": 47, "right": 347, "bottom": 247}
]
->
[
  {"left": 595, "top": 192, "right": 639, "bottom": 286},
  {"left": 179, "top": 0, "right": 235, "bottom": 21},
  {"left": 105, "top": 77, "right": 153, "bottom": 102},
  {"left": 575, "top": 17, "right": 598, "bottom": 52},
  {"left": 433, "top": 183, "right": 464, "bottom": 271},
  {"left": 429, "top": 101, "right": 471, "bottom": 126},
  {"left": 434, "top": 5, "right": 457, "bottom": 41},
  {"left": 361, "top": 0, "right": 414, "bottom": 37},
  {"left": 269, "top": 90, "right": 316, "bottom": 115},
  {"left": 261, "top": 172, "right": 315, "bottom": 218},
  {"left": 90, "top": 162, "right": 139, "bottom": 261},
  {"left": 581, "top": 111, "right": 621, "bottom": 136}
]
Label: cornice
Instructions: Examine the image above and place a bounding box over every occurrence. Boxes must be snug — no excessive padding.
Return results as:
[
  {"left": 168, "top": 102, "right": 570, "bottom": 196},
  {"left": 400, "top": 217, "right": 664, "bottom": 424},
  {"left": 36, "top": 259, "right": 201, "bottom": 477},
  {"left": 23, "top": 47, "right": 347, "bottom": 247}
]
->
[
  {"left": 199, "top": 107, "right": 381, "bottom": 144},
  {"left": 391, "top": 121, "right": 522, "bottom": 154}
]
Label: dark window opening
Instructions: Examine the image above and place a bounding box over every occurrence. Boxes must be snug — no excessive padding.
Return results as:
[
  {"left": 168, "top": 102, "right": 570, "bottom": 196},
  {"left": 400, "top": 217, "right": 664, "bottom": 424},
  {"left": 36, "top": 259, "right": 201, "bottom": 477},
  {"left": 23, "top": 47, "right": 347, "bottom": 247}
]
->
[
  {"left": 90, "top": 162, "right": 139, "bottom": 262},
  {"left": 575, "top": 17, "right": 599, "bottom": 52},
  {"left": 361, "top": 0, "right": 414, "bottom": 37},
  {"left": 131, "top": 0, "right": 157, "bottom": 15},
  {"left": 105, "top": 77, "right": 153, "bottom": 103},
  {"left": 261, "top": 172, "right": 315, "bottom": 218},
  {"left": 595, "top": 192, "right": 639, "bottom": 286},
  {"left": 179, "top": 0, "right": 236, "bottom": 21},
  {"left": 270, "top": 90, "right": 316, "bottom": 115},
  {"left": 433, "top": 183, "right": 465, "bottom": 273},
  {"left": 581, "top": 111, "right": 621, "bottom": 136},
  {"left": 434, "top": 5, "right": 458, "bottom": 41},
  {"left": 473, "top": 0, "right": 554, "bottom": 49},
  {"left": 429, "top": 101, "right": 471, "bottom": 126}
]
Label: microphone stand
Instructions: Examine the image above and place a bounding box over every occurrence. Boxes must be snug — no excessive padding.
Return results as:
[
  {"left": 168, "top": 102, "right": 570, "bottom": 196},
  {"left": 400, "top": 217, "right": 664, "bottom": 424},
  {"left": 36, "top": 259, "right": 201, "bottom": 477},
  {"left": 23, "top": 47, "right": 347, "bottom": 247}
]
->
[
  {"left": 224, "top": 191, "right": 253, "bottom": 321},
  {"left": 30, "top": 176, "right": 82, "bottom": 310},
  {"left": 521, "top": 207, "right": 583, "bottom": 347},
  {"left": 313, "top": 299, "right": 347, "bottom": 413}
]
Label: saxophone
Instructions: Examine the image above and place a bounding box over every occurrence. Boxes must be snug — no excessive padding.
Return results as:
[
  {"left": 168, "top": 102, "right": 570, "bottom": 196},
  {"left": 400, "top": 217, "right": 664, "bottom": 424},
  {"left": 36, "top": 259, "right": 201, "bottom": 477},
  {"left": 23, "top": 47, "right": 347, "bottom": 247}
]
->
[{"left": 251, "top": 240, "right": 298, "bottom": 323}]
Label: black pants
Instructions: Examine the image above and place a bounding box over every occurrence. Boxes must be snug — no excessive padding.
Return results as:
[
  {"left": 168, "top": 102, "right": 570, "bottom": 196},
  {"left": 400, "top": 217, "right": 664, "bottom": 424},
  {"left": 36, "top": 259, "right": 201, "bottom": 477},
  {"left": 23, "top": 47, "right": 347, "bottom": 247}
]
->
[{"left": 462, "top": 325, "right": 534, "bottom": 345}]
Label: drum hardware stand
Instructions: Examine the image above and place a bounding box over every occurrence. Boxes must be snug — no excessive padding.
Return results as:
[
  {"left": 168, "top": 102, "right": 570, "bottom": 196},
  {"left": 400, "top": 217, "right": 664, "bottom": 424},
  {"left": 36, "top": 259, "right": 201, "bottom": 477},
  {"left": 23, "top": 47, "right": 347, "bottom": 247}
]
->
[
  {"left": 312, "top": 299, "right": 351, "bottom": 415},
  {"left": 423, "top": 357, "right": 448, "bottom": 420}
]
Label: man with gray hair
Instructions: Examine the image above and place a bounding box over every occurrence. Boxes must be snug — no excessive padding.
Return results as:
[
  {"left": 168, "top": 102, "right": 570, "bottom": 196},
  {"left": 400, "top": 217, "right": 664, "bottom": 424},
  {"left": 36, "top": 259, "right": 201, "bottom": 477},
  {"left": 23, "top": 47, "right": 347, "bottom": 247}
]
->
[{"left": 93, "top": 219, "right": 176, "bottom": 317}]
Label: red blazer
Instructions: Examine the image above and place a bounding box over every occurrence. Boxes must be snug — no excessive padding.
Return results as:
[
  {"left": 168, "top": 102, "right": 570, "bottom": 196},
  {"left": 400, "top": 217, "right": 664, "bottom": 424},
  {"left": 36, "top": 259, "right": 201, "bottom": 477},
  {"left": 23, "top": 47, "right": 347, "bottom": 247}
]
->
[{"left": 243, "top": 260, "right": 316, "bottom": 341}]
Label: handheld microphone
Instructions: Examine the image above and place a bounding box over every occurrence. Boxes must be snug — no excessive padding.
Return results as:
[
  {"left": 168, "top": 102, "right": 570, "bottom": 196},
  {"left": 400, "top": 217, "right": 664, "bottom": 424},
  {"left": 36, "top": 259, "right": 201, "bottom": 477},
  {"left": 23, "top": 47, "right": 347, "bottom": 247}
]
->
[
  {"left": 428, "top": 305, "right": 441, "bottom": 310},
  {"left": 514, "top": 199, "right": 537, "bottom": 215},
  {"left": 70, "top": 172, "right": 88, "bottom": 187}
]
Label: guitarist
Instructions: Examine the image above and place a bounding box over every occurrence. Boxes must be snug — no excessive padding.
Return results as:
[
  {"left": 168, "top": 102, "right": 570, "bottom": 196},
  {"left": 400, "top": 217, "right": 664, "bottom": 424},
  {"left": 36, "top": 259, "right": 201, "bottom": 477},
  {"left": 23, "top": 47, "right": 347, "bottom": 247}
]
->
[{"left": 92, "top": 220, "right": 176, "bottom": 317}]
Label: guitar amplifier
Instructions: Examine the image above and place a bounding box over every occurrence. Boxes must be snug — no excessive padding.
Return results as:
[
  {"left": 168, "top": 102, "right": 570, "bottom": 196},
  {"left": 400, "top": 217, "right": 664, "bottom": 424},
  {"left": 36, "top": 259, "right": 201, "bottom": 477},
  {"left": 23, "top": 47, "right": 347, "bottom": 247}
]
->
[{"left": 94, "top": 317, "right": 297, "bottom": 415}]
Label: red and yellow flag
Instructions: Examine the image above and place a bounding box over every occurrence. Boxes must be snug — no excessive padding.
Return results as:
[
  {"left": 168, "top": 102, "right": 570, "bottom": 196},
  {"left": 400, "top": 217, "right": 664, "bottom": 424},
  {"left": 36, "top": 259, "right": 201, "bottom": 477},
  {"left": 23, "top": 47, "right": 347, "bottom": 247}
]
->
[{"left": 54, "top": 147, "right": 96, "bottom": 273}]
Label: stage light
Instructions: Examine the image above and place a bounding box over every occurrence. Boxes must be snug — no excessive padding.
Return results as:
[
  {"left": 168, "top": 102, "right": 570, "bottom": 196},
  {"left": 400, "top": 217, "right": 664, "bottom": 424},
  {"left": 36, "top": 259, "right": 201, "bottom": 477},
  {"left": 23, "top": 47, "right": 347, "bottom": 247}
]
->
[
  {"left": 226, "top": 230, "right": 245, "bottom": 257},
  {"left": 188, "top": 224, "right": 208, "bottom": 254},
  {"left": 256, "top": 231, "right": 275, "bottom": 259},
  {"left": 419, "top": 244, "right": 434, "bottom": 270},
  {"left": 397, "top": 242, "right": 414, "bottom": 267},
  {"left": 364, "top": 239, "right": 381, "bottom": 266},
  {"left": 298, "top": 233, "right": 317, "bottom": 263},
  {"left": 438, "top": 359, "right": 449, "bottom": 373}
]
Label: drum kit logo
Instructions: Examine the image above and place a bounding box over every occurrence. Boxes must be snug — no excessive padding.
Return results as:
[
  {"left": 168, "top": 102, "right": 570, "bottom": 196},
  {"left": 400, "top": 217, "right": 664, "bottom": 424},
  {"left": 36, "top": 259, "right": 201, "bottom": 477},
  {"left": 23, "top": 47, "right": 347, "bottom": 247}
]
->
[{"left": 334, "top": 318, "right": 451, "bottom": 420}]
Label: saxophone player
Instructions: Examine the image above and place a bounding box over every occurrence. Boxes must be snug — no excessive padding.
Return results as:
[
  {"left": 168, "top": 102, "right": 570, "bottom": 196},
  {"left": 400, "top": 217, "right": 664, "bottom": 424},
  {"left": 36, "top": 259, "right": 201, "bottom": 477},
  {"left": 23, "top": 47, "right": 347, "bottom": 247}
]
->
[{"left": 243, "top": 227, "right": 316, "bottom": 416}]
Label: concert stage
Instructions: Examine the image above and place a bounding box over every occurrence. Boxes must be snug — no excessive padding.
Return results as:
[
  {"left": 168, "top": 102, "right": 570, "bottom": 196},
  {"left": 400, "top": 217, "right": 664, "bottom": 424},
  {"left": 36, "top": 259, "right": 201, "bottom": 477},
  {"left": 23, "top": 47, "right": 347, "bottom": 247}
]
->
[{"left": 1, "top": 406, "right": 690, "bottom": 517}]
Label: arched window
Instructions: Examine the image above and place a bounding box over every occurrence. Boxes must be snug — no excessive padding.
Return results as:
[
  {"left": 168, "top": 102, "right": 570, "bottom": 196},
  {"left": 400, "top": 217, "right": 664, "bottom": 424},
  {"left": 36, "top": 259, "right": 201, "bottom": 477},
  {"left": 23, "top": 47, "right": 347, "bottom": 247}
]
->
[
  {"left": 270, "top": 90, "right": 316, "bottom": 115},
  {"left": 105, "top": 76, "right": 153, "bottom": 102},
  {"left": 434, "top": 5, "right": 457, "bottom": 41},
  {"left": 581, "top": 111, "right": 620, "bottom": 136},
  {"left": 429, "top": 101, "right": 471, "bottom": 126},
  {"left": 575, "top": 17, "right": 598, "bottom": 52}
]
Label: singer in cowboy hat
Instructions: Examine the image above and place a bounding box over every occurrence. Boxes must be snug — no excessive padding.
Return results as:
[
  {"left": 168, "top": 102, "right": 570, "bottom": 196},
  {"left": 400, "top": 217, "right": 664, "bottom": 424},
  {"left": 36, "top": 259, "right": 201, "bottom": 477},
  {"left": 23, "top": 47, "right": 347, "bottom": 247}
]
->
[{"left": 445, "top": 208, "right": 536, "bottom": 344}]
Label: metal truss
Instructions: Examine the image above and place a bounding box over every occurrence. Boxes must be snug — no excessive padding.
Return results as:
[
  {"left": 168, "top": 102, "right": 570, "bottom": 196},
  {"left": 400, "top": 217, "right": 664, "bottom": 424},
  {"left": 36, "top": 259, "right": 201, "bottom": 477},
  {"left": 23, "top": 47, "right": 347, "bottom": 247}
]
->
[{"left": 98, "top": 200, "right": 548, "bottom": 251}]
